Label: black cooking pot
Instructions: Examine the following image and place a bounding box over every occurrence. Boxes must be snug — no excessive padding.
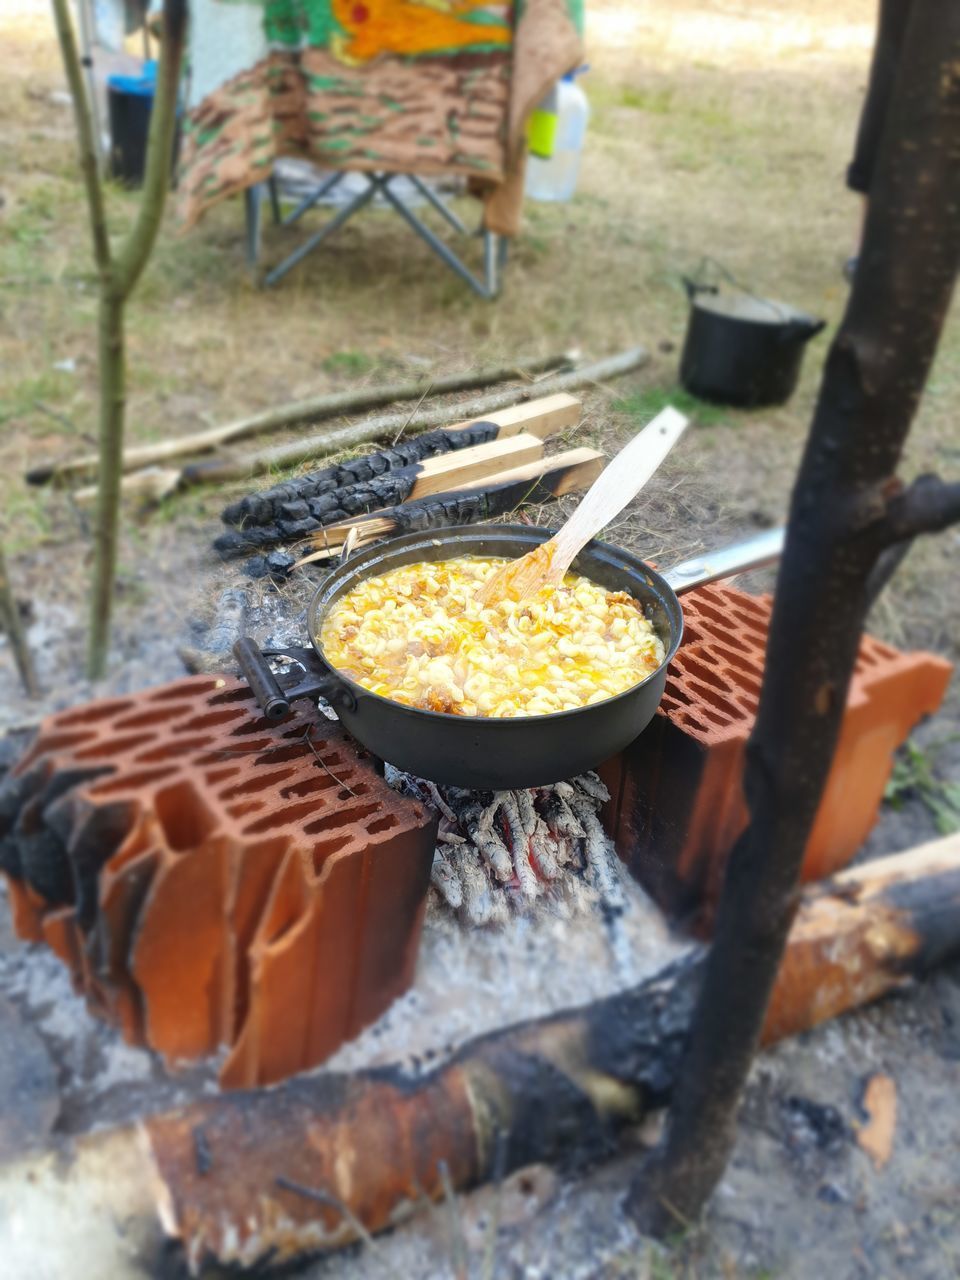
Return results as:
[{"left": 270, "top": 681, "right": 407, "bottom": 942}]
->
[
  {"left": 235, "top": 524, "right": 783, "bottom": 790},
  {"left": 679, "top": 276, "right": 825, "bottom": 408}
]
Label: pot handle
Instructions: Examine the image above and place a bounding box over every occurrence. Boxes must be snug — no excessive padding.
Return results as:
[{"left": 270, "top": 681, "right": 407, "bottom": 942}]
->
[
  {"left": 779, "top": 317, "right": 827, "bottom": 345},
  {"left": 233, "top": 637, "right": 357, "bottom": 719},
  {"left": 662, "top": 527, "right": 785, "bottom": 595},
  {"left": 682, "top": 274, "right": 719, "bottom": 302}
]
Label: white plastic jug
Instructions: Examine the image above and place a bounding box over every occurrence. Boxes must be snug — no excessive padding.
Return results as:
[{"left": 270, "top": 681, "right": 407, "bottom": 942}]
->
[{"left": 525, "top": 70, "right": 590, "bottom": 203}]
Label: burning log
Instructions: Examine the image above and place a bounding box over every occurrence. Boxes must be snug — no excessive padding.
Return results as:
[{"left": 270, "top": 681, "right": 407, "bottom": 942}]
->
[
  {"left": 2, "top": 834, "right": 955, "bottom": 1275},
  {"left": 402, "top": 771, "right": 621, "bottom": 927},
  {"left": 176, "top": 587, "right": 249, "bottom": 675}
]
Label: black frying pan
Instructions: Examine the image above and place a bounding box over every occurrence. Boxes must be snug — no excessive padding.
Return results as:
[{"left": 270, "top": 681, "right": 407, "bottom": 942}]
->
[{"left": 235, "top": 524, "right": 783, "bottom": 790}]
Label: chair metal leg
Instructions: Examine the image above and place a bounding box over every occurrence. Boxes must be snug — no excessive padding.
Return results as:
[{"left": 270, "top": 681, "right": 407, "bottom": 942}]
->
[
  {"left": 378, "top": 176, "right": 499, "bottom": 299},
  {"left": 282, "top": 171, "right": 346, "bottom": 227},
  {"left": 263, "top": 177, "right": 379, "bottom": 287},
  {"left": 483, "top": 230, "right": 501, "bottom": 298},
  {"left": 244, "top": 184, "right": 263, "bottom": 269},
  {"left": 268, "top": 174, "right": 282, "bottom": 224},
  {"left": 253, "top": 169, "right": 507, "bottom": 298},
  {"left": 407, "top": 174, "right": 469, "bottom": 235}
]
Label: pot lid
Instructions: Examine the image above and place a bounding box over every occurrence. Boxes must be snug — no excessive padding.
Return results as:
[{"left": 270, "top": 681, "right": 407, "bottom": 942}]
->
[{"left": 694, "top": 292, "right": 811, "bottom": 325}]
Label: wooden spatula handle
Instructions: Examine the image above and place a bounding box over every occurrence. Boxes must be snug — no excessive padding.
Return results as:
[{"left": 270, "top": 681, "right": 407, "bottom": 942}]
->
[{"left": 549, "top": 407, "right": 689, "bottom": 577}]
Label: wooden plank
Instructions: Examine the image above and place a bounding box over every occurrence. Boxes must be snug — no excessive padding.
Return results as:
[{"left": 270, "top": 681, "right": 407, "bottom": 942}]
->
[
  {"left": 447, "top": 393, "right": 582, "bottom": 441},
  {"left": 408, "top": 434, "right": 544, "bottom": 499},
  {"left": 456, "top": 447, "right": 604, "bottom": 495}
]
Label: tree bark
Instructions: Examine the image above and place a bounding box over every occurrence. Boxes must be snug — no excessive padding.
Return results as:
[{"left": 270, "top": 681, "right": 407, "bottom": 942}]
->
[
  {"left": 87, "top": 291, "right": 125, "bottom": 680},
  {"left": 49, "top": 0, "right": 110, "bottom": 274},
  {"left": 51, "top": 0, "right": 187, "bottom": 680},
  {"left": 628, "top": 0, "right": 960, "bottom": 1234}
]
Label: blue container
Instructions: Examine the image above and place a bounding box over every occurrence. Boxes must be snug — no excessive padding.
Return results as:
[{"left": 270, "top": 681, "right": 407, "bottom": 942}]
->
[{"left": 107, "top": 61, "right": 177, "bottom": 187}]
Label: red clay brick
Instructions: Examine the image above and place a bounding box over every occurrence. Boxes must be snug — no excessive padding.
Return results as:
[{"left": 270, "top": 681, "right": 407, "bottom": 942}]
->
[
  {"left": 603, "top": 583, "right": 953, "bottom": 931},
  {"left": 0, "top": 676, "right": 437, "bottom": 1087}
]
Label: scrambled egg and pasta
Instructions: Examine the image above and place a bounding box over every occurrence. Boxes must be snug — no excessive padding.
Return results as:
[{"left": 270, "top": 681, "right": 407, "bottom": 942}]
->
[{"left": 319, "top": 556, "right": 665, "bottom": 719}]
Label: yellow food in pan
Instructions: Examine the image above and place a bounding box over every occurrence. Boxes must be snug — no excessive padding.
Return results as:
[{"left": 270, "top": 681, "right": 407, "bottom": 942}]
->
[{"left": 319, "top": 556, "right": 665, "bottom": 718}]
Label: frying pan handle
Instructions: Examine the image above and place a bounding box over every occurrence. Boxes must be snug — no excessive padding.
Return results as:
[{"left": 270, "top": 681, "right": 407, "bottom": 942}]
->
[
  {"left": 663, "top": 527, "right": 785, "bottom": 594},
  {"left": 233, "top": 637, "right": 357, "bottom": 718}
]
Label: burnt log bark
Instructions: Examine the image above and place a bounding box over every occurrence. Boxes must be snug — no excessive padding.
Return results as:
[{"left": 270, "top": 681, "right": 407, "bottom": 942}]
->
[
  {"left": 628, "top": 0, "right": 960, "bottom": 1234},
  {"left": 214, "top": 465, "right": 585, "bottom": 560},
  {"left": 220, "top": 421, "right": 501, "bottom": 527}
]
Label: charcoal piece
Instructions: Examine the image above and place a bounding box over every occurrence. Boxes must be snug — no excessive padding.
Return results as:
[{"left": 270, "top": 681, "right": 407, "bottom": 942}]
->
[
  {"left": 278, "top": 500, "right": 310, "bottom": 524},
  {"left": 214, "top": 527, "right": 283, "bottom": 559},
  {"left": 306, "top": 493, "right": 341, "bottom": 520},
  {"left": 265, "top": 551, "right": 296, "bottom": 578},
  {"left": 7, "top": 793, "right": 73, "bottom": 906},
  {"left": 244, "top": 549, "right": 295, "bottom": 583},
  {"left": 277, "top": 516, "right": 321, "bottom": 539}
]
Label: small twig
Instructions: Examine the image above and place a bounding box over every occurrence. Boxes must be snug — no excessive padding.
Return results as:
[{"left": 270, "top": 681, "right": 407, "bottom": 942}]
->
[
  {"left": 391, "top": 382, "right": 434, "bottom": 446},
  {"left": 437, "top": 831, "right": 467, "bottom": 846},
  {"left": 424, "top": 780, "right": 457, "bottom": 824},
  {"left": 437, "top": 1160, "right": 470, "bottom": 1280},
  {"left": 33, "top": 400, "right": 78, "bottom": 433},
  {"left": 303, "top": 727, "right": 359, "bottom": 797},
  {"left": 275, "top": 1176, "right": 387, "bottom": 1263}
]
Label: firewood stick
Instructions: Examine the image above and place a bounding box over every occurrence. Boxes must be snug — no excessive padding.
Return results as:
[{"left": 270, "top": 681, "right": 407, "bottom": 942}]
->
[
  {"left": 76, "top": 432, "right": 546, "bottom": 512},
  {"left": 2, "top": 834, "right": 955, "bottom": 1275},
  {"left": 404, "top": 432, "right": 545, "bottom": 498},
  {"left": 179, "top": 349, "right": 644, "bottom": 488},
  {"left": 25, "top": 353, "right": 573, "bottom": 486}
]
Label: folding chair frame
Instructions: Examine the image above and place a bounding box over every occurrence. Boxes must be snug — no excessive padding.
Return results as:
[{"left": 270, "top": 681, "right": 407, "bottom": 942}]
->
[{"left": 244, "top": 170, "right": 507, "bottom": 299}]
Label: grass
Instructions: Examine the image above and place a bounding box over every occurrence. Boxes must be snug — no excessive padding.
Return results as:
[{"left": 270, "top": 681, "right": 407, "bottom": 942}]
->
[
  {"left": 885, "top": 738, "right": 960, "bottom": 835},
  {"left": 321, "top": 350, "right": 378, "bottom": 377},
  {"left": 615, "top": 386, "right": 732, "bottom": 429}
]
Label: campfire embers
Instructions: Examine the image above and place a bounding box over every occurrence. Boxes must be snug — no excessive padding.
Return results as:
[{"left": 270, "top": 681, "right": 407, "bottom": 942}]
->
[{"left": 392, "top": 770, "right": 625, "bottom": 927}]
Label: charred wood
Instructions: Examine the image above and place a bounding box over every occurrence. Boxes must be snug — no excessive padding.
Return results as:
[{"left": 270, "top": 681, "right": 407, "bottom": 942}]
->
[
  {"left": 0, "top": 837, "right": 958, "bottom": 1273},
  {"left": 221, "top": 422, "right": 500, "bottom": 528}
]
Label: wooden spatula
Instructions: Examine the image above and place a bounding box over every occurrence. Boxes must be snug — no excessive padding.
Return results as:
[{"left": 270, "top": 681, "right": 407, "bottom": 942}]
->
[{"left": 478, "top": 406, "right": 689, "bottom": 606}]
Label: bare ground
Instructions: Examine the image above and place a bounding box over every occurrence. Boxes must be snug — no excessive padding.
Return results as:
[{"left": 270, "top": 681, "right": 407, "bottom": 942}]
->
[{"left": 0, "top": 1, "right": 959, "bottom": 1277}]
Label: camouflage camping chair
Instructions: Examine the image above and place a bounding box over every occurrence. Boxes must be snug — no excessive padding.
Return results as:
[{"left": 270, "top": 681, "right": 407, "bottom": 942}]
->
[{"left": 176, "top": 0, "right": 583, "bottom": 297}]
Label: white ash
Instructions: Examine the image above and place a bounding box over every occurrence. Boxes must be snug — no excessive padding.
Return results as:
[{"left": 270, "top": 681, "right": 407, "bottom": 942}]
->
[
  {"left": 388, "top": 769, "right": 626, "bottom": 928},
  {"left": 322, "top": 865, "right": 689, "bottom": 1079},
  {"left": 304, "top": 768, "right": 697, "bottom": 1083}
]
